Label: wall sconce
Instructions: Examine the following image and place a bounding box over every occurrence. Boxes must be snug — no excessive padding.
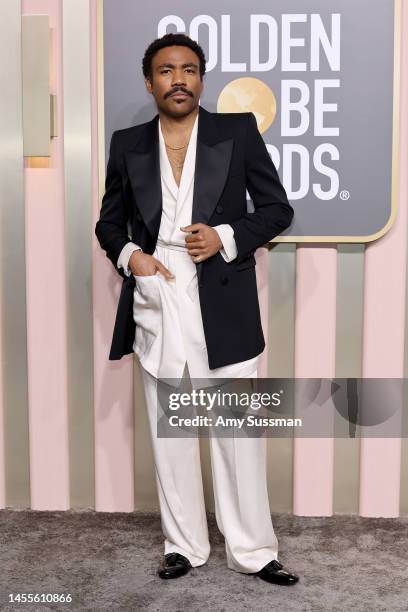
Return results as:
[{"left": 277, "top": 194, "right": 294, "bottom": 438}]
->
[{"left": 22, "top": 15, "right": 57, "bottom": 157}]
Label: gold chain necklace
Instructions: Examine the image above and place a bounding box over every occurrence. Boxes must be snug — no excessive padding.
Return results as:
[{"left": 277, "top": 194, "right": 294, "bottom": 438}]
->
[
  {"left": 165, "top": 142, "right": 188, "bottom": 150},
  {"left": 165, "top": 143, "right": 187, "bottom": 170}
]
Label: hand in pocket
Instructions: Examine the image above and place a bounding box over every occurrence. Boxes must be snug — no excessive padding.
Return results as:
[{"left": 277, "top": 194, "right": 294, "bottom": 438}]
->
[{"left": 130, "top": 251, "right": 174, "bottom": 279}]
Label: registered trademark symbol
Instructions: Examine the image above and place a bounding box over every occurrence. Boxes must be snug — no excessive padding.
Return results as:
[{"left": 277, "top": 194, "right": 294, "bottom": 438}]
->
[{"left": 340, "top": 190, "right": 350, "bottom": 200}]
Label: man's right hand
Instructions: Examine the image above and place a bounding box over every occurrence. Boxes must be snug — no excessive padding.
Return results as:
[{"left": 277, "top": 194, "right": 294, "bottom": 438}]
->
[{"left": 129, "top": 250, "right": 174, "bottom": 279}]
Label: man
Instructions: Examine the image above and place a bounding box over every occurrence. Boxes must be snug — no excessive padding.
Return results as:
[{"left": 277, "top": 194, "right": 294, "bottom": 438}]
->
[{"left": 95, "top": 32, "right": 298, "bottom": 585}]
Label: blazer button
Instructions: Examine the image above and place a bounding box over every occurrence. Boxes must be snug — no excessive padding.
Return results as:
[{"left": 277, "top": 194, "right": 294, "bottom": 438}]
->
[
  {"left": 216, "top": 205, "right": 223, "bottom": 214},
  {"left": 135, "top": 212, "right": 142, "bottom": 221},
  {"left": 220, "top": 276, "right": 228, "bottom": 285}
]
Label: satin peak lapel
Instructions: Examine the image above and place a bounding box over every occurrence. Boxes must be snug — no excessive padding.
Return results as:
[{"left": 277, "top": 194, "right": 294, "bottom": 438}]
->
[
  {"left": 192, "top": 138, "right": 233, "bottom": 226},
  {"left": 123, "top": 114, "right": 162, "bottom": 241},
  {"left": 192, "top": 106, "right": 234, "bottom": 282}
]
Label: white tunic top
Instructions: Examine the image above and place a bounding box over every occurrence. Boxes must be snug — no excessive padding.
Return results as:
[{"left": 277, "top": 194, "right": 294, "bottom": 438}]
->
[{"left": 117, "top": 113, "right": 258, "bottom": 385}]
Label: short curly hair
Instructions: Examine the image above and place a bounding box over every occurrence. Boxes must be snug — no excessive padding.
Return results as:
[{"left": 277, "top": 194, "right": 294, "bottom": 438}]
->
[{"left": 142, "top": 33, "right": 206, "bottom": 81}]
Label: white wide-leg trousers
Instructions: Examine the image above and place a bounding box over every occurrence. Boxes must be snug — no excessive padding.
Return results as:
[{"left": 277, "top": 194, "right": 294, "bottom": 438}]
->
[{"left": 140, "top": 362, "right": 279, "bottom": 573}]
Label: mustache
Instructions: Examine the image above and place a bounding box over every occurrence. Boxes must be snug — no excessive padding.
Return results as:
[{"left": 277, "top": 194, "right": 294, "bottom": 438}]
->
[{"left": 165, "top": 87, "right": 193, "bottom": 99}]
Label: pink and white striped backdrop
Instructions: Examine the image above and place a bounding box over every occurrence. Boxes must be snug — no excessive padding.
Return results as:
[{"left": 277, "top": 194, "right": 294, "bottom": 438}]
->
[{"left": 0, "top": 0, "right": 407, "bottom": 517}]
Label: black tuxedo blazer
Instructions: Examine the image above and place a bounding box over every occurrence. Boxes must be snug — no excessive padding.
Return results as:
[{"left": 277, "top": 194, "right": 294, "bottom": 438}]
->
[{"left": 95, "top": 105, "right": 294, "bottom": 368}]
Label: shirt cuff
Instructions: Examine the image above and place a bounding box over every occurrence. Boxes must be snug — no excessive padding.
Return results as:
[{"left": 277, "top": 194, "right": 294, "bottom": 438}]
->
[
  {"left": 117, "top": 242, "right": 142, "bottom": 276},
  {"left": 213, "top": 224, "right": 238, "bottom": 262}
]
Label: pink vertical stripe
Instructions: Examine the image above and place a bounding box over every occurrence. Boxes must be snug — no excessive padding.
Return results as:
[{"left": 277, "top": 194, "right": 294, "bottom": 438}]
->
[
  {"left": 91, "top": 0, "right": 135, "bottom": 511},
  {"left": 293, "top": 246, "right": 337, "bottom": 515},
  {"left": 23, "top": 0, "right": 70, "bottom": 509},
  {"left": 359, "top": 3, "right": 407, "bottom": 517},
  {"left": 256, "top": 247, "right": 269, "bottom": 377}
]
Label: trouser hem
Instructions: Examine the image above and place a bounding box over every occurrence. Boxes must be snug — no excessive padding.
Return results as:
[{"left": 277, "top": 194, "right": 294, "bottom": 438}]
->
[{"left": 164, "top": 546, "right": 210, "bottom": 568}]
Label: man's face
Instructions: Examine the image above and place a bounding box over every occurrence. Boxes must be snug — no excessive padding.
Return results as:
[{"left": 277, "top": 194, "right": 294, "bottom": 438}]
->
[{"left": 145, "top": 45, "right": 204, "bottom": 118}]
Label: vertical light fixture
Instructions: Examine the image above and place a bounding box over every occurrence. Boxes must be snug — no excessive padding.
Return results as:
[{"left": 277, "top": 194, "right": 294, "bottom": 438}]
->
[{"left": 22, "top": 15, "right": 56, "bottom": 157}]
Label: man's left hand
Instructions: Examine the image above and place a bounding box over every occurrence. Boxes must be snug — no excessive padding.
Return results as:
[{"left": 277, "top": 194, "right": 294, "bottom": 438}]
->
[{"left": 180, "top": 223, "right": 223, "bottom": 263}]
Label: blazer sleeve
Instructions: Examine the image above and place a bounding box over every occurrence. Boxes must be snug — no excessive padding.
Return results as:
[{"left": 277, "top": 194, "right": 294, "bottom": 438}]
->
[
  {"left": 95, "top": 130, "right": 132, "bottom": 279},
  {"left": 229, "top": 112, "right": 294, "bottom": 263}
]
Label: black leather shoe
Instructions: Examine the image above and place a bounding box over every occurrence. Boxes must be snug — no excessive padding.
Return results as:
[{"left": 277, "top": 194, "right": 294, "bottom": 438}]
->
[
  {"left": 158, "top": 552, "right": 192, "bottom": 579},
  {"left": 256, "top": 559, "right": 299, "bottom": 585}
]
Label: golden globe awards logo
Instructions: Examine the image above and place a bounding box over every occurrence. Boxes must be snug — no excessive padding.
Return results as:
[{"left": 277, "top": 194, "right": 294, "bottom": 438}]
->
[
  {"left": 159, "top": 13, "right": 342, "bottom": 202},
  {"left": 102, "top": 0, "right": 397, "bottom": 240}
]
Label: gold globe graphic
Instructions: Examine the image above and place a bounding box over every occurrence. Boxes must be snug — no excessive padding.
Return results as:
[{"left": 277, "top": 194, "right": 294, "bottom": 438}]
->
[{"left": 217, "top": 77, "right": 277, "bottom": 134}]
